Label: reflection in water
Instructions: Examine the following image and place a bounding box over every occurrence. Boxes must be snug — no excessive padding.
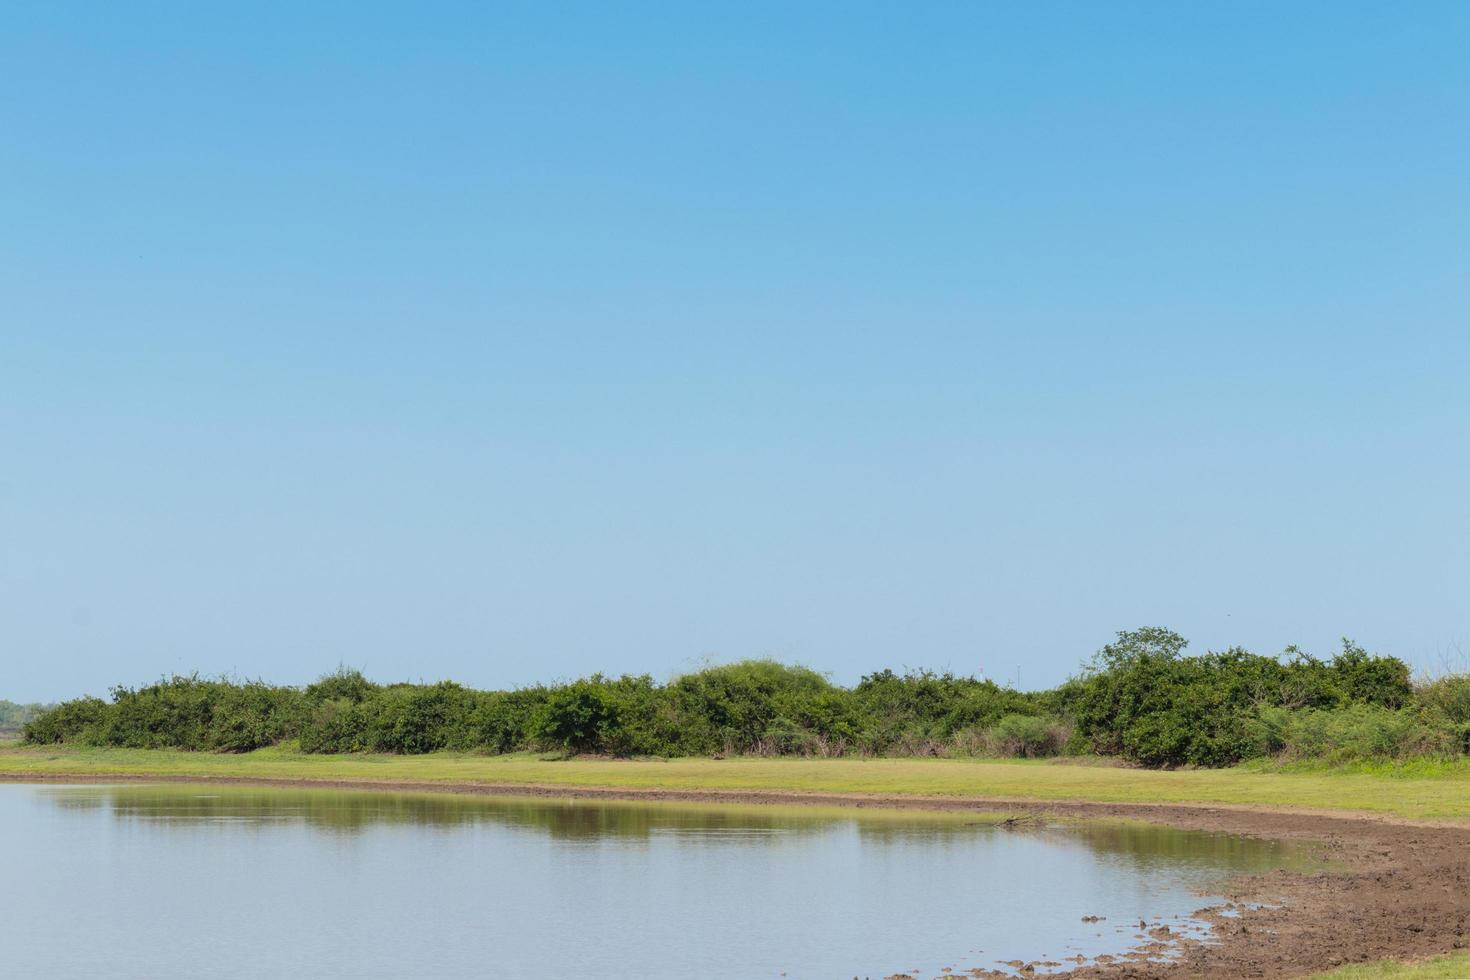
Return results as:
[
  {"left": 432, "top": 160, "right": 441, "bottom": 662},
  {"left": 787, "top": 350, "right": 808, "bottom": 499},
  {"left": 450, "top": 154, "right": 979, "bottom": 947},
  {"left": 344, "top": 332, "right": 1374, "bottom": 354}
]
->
[
  {"left": 1036, "top": 819, "right": 1314, "bottom": 877},
  {"left": 47, "top": 786, "right": 849, "bottom": 840},
  {"left": 5, "top": 784, "right": 1320, "bottom": 980},
  {"left": 44, "top": 784, "right": 1315, "bottom": 874}
]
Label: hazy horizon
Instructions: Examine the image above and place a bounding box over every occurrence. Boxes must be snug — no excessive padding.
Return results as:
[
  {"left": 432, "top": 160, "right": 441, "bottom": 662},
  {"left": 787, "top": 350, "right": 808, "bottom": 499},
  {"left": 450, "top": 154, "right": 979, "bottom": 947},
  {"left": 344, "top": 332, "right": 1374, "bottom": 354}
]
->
[{"left": 4, "top": 3, "right": 1467, "bottom": 703}]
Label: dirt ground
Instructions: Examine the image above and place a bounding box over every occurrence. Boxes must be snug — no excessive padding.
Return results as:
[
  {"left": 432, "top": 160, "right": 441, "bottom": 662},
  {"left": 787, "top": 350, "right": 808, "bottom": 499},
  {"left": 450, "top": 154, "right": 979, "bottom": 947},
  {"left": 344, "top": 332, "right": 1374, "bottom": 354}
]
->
[{"left": 7, "top": 772, "right": 1468, "bottom": 978}]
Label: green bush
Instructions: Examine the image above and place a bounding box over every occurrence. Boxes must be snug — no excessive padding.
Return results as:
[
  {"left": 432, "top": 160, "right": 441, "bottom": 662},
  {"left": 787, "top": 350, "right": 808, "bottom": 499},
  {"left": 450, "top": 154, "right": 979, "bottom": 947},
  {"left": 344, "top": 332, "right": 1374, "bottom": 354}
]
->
[
  {"left": 1272, "top": 704, "right": 1458, "bottom": 762},
  {"left": 21, "top": 696, "right": 107, "bottom": 744},
  {"left": 530, "top": 680, "right": 621, "bottom": 754},
  {"left": 1060, "top": 629, "right": 1418, "bottom": 767},
  {"left": 458, "top": 689, "right": 545, "bottom": 753},
  {"left": 301, "top": 695, "right": 376, "bottom": 752},
  {"left": 1417, "top": 675, "right": 1470, "bottom": 754},
  {"left": 668, "top": 660, "right": 833, "bottom": 754},
  {"left": 305, "top": 668, "right": 380, "bottom": 705},
  {"left": 766, "top": 689, "right": 864, "bottom": 756},
  {"left": 982, "top": 714, "right": 1070, "bottom": 758},
  {"left": 205, "top": 681, "right": 305, "bottom": 752},
  {"left": 18, "top": 635, "right": 1458, "bottom": 769},
  {"left": 1331, "top": 642, "right": 1413, "bottom": 708},
  {"left": 48, "top": 676, "right": 306, "bottom": 752},
  {"left": 353, "top": 682, "right": 475, "bottom": 754},
  {"left": 1418, "top": 675, "right": 1470, "bottom": 724},
  {"left": 853, "top": 668, "right": 1041, "bottom": 754}
]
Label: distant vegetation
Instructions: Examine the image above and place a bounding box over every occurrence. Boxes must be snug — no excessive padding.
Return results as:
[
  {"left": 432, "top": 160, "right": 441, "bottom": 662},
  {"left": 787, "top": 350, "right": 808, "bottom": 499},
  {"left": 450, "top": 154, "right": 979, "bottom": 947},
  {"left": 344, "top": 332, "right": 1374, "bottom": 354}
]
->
[
  {"left": 22, "top": 628, "right": 1470, "bottom": 769},
  {"left": 1, "top": 701, "right": 55, "bottom": 739}
]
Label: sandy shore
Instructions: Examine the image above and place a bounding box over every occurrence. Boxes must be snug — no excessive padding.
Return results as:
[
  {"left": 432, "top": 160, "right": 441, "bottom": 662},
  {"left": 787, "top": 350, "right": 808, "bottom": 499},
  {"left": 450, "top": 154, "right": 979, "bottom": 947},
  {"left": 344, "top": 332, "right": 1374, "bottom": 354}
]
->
[{"left": 6, "top": 770, "right": 1468, "bottom": 978}]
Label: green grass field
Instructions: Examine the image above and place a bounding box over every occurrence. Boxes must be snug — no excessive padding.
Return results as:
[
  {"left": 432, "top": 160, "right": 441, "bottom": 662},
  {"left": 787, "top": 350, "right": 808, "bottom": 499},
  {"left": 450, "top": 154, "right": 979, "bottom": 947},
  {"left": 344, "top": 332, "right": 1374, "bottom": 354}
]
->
[
  {"left": 1310, "top": 952, "right": 1470, "bottom": 979},
  {"left": 4, "top": 745, "right": 1470, "bottom": 822}
]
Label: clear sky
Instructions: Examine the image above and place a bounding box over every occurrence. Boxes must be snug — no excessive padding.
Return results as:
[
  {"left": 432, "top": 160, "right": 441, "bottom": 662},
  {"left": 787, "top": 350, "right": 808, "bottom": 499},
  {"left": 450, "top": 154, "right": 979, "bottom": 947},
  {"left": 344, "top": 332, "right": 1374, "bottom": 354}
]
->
[{"left": 3, "top": 3, "right": 1467, "bottom": 701}]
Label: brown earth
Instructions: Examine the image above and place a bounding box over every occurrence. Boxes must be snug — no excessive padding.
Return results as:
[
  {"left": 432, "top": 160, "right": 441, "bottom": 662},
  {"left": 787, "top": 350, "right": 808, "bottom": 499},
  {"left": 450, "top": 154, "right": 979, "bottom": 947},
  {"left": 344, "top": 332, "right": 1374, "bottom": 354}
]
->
[{"left": 6, "top": 772, "right": 1469, "bottom": 978}]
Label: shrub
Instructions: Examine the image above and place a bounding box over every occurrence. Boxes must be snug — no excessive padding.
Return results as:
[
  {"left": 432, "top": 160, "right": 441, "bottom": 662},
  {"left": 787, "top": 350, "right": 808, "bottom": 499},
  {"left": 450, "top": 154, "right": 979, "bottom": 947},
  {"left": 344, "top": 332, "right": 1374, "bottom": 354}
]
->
[
  {"left": 204, "top": 681, "right": 304, "bottom": 751},
  {"left": 530, "top": 680, "right": 622, "bottom": 755},
  {"left": 1060, "top": 629, "right": 1419, "bottom": 767},
  {"left": 1418, "top": 675, "right": 1470, "bottom": 724},
  {"left": 353, "top": 682, "right": 474, "bottom": 754},
  {"left": 305, "top": 667, "right": 379, "bottom": 704},
  {"left": 297, "top": 698, "right": 365, "bottom": 753},
  {"left": 458, "top": 689, "right": 545, "bottom": 753},
  {"left": 668, "top": 660, "right": 834, "bottom": 755},
  {"left": 1330, "top": 641, "right": 1412, "bottom": 708},
  {"left": 768, "top": 689, "right": 864, "bottom": 756},
  {"left": 982, "top": 714, "right": 1070, "bottom": 758},
  {"left": 17, "top": 632, "right": 1454, "bottom": 768},
  {"left": 21, "top": 696, "right": 108, "bottom": 744},
  {"left": 853, "top": 668, "right": 1041, "bottom": 754},
  {"left": 1274, "top": 705, "right": 1458, "bottom": 762}
]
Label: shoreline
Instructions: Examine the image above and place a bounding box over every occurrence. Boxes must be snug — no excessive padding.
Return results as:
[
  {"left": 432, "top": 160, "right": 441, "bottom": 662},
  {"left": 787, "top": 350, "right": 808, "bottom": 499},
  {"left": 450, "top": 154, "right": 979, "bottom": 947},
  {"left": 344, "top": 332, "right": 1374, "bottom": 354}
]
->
[
  {"left": 6, "top": 766, "right": 1470, "bottom": 977},
  {"left": 1, "top": 766, "right": 1466, "bottom": 829},
  {"left": 6, "top": 747, "right": 1468, "bottom": 819}
]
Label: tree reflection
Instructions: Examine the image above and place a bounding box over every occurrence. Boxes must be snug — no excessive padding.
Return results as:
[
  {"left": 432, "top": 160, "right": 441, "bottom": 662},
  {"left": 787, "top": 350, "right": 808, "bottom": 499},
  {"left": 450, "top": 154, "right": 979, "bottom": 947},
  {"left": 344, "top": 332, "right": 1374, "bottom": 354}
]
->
[{"left": 43, "top": 786, "right": 1318, "bottom": 874}]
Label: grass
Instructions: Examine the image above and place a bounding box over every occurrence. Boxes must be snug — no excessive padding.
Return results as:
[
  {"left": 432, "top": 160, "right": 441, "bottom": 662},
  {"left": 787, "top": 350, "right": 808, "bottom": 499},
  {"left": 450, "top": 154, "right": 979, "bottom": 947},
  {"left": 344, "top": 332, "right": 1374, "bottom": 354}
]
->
[
  {"left": 3, "top": 744, "right": 1470, "bottom": 822},
  {"left": 1310, "top": 952, "right": 1470, "bottom": 978},
  {"left": 1241, "top": 756, "right": 1470, "bottom": 780}
]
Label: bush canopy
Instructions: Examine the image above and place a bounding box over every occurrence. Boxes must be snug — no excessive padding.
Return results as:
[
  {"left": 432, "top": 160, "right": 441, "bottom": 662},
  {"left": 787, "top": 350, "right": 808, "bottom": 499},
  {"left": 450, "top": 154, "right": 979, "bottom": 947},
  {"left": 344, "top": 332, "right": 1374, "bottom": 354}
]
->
[{"left": 21, "top": 629, "right": 1463, "bottom": 769}]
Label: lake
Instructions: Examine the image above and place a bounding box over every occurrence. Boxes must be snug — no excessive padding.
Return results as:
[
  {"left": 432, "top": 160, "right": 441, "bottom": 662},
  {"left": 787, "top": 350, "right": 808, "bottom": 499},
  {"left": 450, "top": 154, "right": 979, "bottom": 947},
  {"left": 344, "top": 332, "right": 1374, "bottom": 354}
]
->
[{"left": 0, "top": 783, "right": 1316, "bottom": 978}]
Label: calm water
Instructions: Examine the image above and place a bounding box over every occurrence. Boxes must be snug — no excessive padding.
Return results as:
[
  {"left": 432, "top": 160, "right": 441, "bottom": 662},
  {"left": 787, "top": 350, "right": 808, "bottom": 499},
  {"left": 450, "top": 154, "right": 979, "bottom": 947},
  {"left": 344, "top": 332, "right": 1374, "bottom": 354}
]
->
[{"left": 0, "top": 784, "right": 1315, "bottom": 978}]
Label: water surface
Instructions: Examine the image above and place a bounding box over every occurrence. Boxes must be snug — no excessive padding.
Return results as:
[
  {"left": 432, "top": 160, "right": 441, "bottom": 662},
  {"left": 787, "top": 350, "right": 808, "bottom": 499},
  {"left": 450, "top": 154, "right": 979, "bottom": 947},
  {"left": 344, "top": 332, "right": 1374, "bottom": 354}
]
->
[{"left": 0, "top": 784, "right": 1316, "bottom": 978}]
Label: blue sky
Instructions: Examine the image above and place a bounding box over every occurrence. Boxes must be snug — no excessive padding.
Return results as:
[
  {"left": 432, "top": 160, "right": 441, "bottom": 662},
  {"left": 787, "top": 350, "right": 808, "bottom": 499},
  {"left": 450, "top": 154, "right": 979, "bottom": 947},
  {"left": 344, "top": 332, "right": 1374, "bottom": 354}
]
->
[{"left": 3, "top": 3, "right": 1467, "bottom": 700}]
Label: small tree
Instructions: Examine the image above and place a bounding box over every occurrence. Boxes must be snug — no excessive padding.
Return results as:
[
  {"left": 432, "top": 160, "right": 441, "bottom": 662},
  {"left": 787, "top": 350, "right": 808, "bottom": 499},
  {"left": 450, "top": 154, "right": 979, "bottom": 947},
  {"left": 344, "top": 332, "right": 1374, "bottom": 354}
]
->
[{"left": 531, "top": 681, "right": 618, "bottom": 754}]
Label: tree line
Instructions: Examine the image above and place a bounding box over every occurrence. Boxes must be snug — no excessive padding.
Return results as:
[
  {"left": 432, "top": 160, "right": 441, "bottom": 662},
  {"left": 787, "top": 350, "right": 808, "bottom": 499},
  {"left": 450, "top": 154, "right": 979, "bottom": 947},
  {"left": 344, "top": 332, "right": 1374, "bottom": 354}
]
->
[
  {"left": 22, "top": 628, "right": 1470, "bottom": 768},
  {"left": 0, "top": 700, "right": 54, "bottom": 737}
]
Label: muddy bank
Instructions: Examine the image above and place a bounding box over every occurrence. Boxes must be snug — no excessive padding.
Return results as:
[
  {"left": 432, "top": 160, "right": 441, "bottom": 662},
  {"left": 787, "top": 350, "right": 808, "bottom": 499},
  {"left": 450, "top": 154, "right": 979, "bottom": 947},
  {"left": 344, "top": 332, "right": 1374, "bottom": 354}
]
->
[
  {"left": 928, "top": 800, "right": 1470, "bottom": 979},
  {"left": 5, "top": 771, "right": 1468, "bottom": 978}
]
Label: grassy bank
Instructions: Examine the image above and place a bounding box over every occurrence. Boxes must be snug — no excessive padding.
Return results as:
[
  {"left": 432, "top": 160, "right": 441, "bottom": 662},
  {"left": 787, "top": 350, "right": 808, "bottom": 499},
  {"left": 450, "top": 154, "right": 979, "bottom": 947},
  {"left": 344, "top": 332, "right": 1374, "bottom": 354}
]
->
[
  {"left": 5, "top": 745, "right": 1470, "bottom": 822},
  {"left": 1311, "top": 952, "right": 1470, "bottom": 978}
]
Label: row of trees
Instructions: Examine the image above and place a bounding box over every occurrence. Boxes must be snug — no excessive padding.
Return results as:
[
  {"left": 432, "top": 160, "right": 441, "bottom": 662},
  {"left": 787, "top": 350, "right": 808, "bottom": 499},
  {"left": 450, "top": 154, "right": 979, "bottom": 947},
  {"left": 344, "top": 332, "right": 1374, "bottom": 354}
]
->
[
  {"left": 0, "top": 700, "right": 54, "bottom": 737},
  {"left": 23, "top": 629, "right": 1470, "bottom": 768}
]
